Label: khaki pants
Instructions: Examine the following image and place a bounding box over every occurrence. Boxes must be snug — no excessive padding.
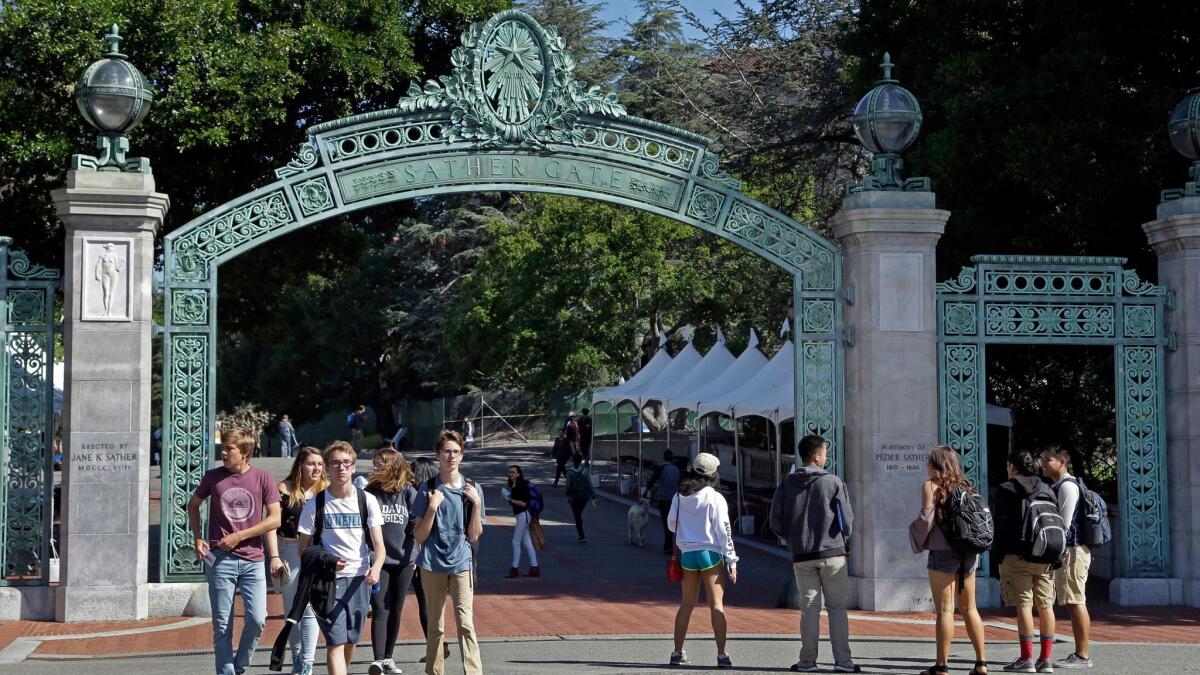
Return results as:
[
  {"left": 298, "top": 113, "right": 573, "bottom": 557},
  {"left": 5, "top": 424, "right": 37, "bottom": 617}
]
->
[
  {"left": 422, "top": 570, "right": 482, "bottom": 675},
  {"left": 793, "top": 556, "right": 852, "bottom": 665}
]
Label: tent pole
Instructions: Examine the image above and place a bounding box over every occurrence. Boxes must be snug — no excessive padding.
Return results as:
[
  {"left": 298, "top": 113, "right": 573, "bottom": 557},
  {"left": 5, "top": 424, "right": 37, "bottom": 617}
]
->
[
  {"left": 637, "top": 399, "right": 643, "bottom": 496},
  {"left": 774, "top": 412, "right": 782, "bottom": 486},
  {"left": 666, "top": 409, "right": 671, "bottom": 457},
  {"left": 732, "top": 408, "right": 742, "bottom": 530},
  {"left": 614, "top": 404, "right": 620, "bottom": 477}
]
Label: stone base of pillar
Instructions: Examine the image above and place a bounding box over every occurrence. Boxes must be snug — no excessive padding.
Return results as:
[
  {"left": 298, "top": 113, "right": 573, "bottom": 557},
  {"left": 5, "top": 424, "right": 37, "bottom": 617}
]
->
[
  {"left": 146, "top": 582, "right": 211, "bottom": 617},
  {"left": 0, "top": 587, "right": 55, "bottom": 620},
  {"left": 55, "top": 584, "right": 148, "bottom": 622},
  {"left": 1109, "top": 577, "right": 1185, "bottom": 606},
  {"left": 856, "top": 578, "right": 934, "bottom": 611}
]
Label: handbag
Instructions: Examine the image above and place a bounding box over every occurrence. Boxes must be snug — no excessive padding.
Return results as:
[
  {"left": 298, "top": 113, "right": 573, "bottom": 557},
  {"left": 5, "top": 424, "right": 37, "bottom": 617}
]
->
[
  {"left": 529, "top": 514, "right": 545, "bottom": 550},
  {"left": 667, "top": 497, "right": 683, "bottom": 583}
]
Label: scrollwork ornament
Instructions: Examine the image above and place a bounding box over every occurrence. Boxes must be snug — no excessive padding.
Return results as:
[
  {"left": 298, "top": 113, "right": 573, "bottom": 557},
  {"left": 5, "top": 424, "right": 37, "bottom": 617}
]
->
[
  {"left": 943, "top": 303, "right": 977, "bottom": 336},
  {"left": 295, "top": 177, "right": 334, "bottom": 217},
  {"left": 937, "top": 266, "right": 976, "bottom": 294},
  {"left": 7, "top": 250, "right": 59, "bottom": 281},
  {"left": 699, "top": 153, "right": 741, "bottom": 190},
  {"left": 1122, "top": 269, "right": 1166, "bottom": 297},
  {"left": 686, "top": 186, "right": 724, "bottom": 224},
  {"left": 274, "top": 141, "right": 321, "bottom": 179}
]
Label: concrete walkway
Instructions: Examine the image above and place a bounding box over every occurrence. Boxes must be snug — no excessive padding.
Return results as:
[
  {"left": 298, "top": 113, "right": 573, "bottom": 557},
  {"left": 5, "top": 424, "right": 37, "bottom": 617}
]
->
[{"left": 6, "top": 445, "right": 1200, "bottom": 672}]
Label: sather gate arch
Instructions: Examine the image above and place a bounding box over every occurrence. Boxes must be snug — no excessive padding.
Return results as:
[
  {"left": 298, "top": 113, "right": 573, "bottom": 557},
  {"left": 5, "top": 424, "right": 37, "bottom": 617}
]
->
[{"left": 158, "top": 10, "right": 846, "bottom": 580}]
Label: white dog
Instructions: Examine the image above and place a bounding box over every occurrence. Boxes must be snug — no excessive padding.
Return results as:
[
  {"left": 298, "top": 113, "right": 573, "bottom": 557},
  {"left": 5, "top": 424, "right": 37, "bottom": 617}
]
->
[{"left": 627, "top": 498, "right": 650, "bottom": 546}]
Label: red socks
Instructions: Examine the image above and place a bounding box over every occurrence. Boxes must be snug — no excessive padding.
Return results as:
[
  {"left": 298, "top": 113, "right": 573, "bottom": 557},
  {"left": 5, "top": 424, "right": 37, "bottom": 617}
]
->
[
  {"left": 1039, "top": 635, "right": 1054, "bottom": 661},
  {"left": 1019, "top": 635, "right": 1034, "bottom": 661}
]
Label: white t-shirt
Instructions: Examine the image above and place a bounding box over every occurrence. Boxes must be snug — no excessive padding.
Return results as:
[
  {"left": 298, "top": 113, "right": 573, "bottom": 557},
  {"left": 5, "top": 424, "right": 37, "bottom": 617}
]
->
[{"left": 298, "top": 488, "right": 383, "bottom": 577}]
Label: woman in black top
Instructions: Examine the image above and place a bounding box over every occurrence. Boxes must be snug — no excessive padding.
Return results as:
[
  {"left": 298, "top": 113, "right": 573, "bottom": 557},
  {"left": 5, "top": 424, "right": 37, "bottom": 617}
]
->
[
  {"left": 273, "top": 446, "right": 327, "bottom": 675},
  {"left": 504, "top": 464, "right": 540, "bottom": 578},
  {"left": 364, "top": 457, "right": 420, "bottom": 675}
]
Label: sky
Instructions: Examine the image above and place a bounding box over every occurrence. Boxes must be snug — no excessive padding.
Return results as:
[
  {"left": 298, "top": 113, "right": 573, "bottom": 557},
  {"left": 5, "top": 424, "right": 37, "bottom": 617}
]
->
[{"left": 597, "top": 0, "right": 742, "bottom": 40}]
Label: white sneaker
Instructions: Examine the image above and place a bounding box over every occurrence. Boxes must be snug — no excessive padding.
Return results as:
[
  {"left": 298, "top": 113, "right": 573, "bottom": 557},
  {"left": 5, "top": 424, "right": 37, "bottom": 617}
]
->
[
  {"left": 381, "top": 658, "right": 403, "bottom": 674},
  {"left": 367, "top": 660, "right": 385, "bottom": 675}
]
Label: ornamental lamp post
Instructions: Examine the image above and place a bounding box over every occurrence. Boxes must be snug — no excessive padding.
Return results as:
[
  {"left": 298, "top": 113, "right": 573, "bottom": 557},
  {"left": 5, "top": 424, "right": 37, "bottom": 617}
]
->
[
  {"left": 1163, "top": 86, "right": 1200, "bottom": 201},
  {"left": 71, "top": 24, "right": 153, "bottom": 173},
  {"left": 848, "top": 52, "right": 929, "bottom": 193}
]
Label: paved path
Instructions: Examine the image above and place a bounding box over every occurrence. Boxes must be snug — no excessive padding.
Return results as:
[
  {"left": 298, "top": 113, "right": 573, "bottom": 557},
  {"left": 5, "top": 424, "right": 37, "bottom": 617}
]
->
[{"left": 6, "top": 445, "right": 1200, "bottom": 672}]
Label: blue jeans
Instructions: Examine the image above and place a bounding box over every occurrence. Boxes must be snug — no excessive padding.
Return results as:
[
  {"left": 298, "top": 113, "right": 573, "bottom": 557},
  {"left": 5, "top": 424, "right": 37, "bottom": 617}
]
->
[{"left": 207, "top": 550, "right": 268, "bottom": 675}]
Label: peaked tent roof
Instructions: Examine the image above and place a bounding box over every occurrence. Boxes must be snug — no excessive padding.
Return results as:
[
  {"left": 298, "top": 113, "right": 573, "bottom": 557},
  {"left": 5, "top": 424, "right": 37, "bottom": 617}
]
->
[
  {"left": 659, "top": 340, "right": 736, "bottom": 412},
  {"left": 592, "top": 347, "right": 673, "bottom": 406},
  {"left": 699, "top": 340, "right": 793, "bottom": 420},
  {"left": 627, "top": 341, "right": 703, "bottom": 405},
  {"left": 678, "top": 335, "right": 768, "bottom": 416}
]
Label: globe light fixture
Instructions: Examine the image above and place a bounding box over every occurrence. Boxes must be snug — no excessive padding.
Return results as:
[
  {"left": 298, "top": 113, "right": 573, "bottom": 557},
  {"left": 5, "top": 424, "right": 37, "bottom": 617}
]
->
[
  {"left": 848, "top": 53, "right": 929, "bottom": 193},
  {"left": 71, "top": 25, "right": 153, "bottom": 172},
  {"left": 1163, "top": 86, "right": 1200, "bottom": 201}
]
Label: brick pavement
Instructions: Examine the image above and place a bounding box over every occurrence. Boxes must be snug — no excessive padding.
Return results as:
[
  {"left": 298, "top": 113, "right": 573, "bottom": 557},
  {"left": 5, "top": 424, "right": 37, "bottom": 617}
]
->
[{"left": 15, "top": 448, "right": 1200, "bottom": 659}]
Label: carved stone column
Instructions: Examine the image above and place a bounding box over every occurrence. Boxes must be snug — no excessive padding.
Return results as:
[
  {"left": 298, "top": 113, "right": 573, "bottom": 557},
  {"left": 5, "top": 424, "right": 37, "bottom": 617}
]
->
[
  {"left": 53, "top": 170, "right": 168, "bottom": 621},
  {"left": 1138, "top": 195, "right": 1200, "bottom": 606},
  {"left": 831, "top": 190, "right": 964, "bottom": 610}
]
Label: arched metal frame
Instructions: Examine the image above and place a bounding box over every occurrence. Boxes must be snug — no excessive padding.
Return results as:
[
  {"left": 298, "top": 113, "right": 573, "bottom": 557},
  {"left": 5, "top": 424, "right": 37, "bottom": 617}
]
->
[
  {"left": 158, "top": 10, "right": 845, "bottom": 580},
  {"left": 0, "top": 241, "right": 60, "bottom": 585},
  {"left": 937, "top": 255, "right": 1173, "bottom": 577}
]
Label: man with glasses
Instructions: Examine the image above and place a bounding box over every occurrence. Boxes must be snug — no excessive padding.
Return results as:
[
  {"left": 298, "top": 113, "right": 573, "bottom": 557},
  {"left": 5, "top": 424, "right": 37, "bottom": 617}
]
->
[
  {"left": 413, "top": 430, "right": 485, "bottom": 675},
  {"left": 297, "top": 441, "right": 386, "bottom": 675},
  {"left": 188, "top": 427, "right": 282, "bottom": 675}
]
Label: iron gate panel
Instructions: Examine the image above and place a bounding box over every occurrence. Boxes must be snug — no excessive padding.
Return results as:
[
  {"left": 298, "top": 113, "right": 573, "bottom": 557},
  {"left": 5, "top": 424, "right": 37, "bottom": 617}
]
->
[
  {"left": 0, "top": 239, "right": 60, "bottom": 585},
  {"left": 937, "top": 255, "right": 1172, "bottom": 577}
]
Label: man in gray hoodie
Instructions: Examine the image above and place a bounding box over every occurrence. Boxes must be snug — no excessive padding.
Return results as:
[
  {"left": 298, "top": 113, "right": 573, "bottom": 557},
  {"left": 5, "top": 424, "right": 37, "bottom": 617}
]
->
[{"left": 768, "top": 435, "right": 860, "bottom": 674}]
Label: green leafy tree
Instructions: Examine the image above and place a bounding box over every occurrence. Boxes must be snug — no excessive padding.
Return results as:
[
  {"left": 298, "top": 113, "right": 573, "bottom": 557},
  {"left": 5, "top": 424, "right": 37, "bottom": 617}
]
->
[{"left": 519, "top": 0, "right": 622, "bottom": 87}]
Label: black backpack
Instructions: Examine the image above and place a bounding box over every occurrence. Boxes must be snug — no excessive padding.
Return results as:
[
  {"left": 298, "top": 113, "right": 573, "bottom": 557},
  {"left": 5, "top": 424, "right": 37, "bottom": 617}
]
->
[
  {"left": 312, "top": 488, "right": 371, "bottom": 547},
  {"left": 940, "top": 485, "right": 994, "bottom": 554},
  {"left": 1013, "top": 481, "right": 1067, "bottom": 565}
]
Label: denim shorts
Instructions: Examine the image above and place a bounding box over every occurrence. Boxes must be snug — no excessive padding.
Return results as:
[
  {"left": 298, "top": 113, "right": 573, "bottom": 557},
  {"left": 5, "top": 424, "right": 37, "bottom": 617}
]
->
[
  {"left": 317, "top": 575, "right": 370, "bottom": 645},
  {"left": 927, "top": 549, "right": 978, "bottom": 574},
  {"left": 680, "top": 550, "right": 723, "bottom": 572}
]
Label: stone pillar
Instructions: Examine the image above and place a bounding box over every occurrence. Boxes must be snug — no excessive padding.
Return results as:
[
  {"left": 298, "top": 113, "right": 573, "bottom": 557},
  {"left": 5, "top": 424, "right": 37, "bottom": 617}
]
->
[
  {"left": 1137, "top": 195, "right": 1200, "bottom": 607},
  {"left": 52, "top": 170, "right": 168, "bottom": 621},
  {"left": 830, "top": 190, "right": 965, "bottom": 610}
]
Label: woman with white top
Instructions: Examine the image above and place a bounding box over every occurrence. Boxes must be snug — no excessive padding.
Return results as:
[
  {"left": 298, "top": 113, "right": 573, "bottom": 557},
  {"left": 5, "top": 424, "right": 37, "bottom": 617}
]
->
[
  {"left": 272, "top": 446, "right": 328, "bottom": 675},
  {"left": 667, "top": 452, "right": 738, "bottom": 669}
]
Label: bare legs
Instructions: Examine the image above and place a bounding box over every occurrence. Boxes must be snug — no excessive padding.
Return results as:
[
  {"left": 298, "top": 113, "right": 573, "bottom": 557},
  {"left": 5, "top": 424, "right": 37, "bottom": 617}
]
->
[
  {"left": 928, "top": 569, "right": 987, "bottom": 671},
  {"left": 326, "top": 643, "right": 354, "bottom": 675},
  {"left": 673, "top": 567, "right": 727, "bottom": 655},
  {"left": 1067, "top": 603, "right": 1091, "bottom": 658}
]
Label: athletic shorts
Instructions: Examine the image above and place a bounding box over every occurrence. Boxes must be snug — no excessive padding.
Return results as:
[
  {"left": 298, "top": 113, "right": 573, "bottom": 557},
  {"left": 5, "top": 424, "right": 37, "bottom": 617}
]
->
[
  {"left": 1055, "top": 545, "right": 1091, "bottom": 605},
  {"left": 680, "top": 550, "right": 723, "bottom": 572},
  {"left": 317, "top": 575, "right": 370, "bottom": 645}
]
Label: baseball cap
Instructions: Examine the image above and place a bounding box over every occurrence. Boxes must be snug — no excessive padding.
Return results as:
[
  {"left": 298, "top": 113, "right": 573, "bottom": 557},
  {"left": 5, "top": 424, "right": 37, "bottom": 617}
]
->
[{"left": 692, "top": 452, "right": 720, "bottom": 477}]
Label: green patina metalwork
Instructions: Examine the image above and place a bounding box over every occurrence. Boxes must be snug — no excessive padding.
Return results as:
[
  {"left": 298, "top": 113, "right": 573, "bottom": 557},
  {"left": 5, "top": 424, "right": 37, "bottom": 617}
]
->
[
  {"left": 71, "top": 25, "right": 154, "bottom": 174},
  {"left": 847, "top": 53, "right": 930, "bottom": 194},
  {"left": 0, "top": 238, "right": 59, "bottom": 585},
  {"left": 158, "top": 9, "right": 845, "bottom": 580},
  {"left": 937, "top": 255, "right": 1173, "bottom": 577}
]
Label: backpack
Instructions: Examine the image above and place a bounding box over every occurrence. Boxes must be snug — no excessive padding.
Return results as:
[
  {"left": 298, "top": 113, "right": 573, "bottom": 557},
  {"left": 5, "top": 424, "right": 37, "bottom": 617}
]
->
[
  {"left": 346, "top": 412, "right": 357, "bottom": 429},
  {"left": 312, "top": 488, "right": 371, "bottom": 548},
  {"left": 1061, "top": 477, "right": 1112, "bottom": 548},
  {"left": 1014, "top": 481, "right": 1067, "bottom": 565},
  {"left": 526, "top": 482, "right": 544, "bottom": 517},
  {"left": 565, "top": 470, "right": 591, "bottom": 500},
  {"left": 939, "top": 486, "right": 994, "bottom": 554}
]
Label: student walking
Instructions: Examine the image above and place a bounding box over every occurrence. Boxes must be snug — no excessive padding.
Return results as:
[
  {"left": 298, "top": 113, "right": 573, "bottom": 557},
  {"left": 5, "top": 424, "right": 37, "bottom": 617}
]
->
[
  {"left": 1041, "top": 446, "right": 1095, "bottom": 670},
  {"left": 564, "top": 453, "right": 595, "bottom": 543},
  {"left": 909, "top": 445, "right": 989, "bottom": 675},
  {"left": 409, "top": 457, "right": 451, "bottom": 665},
  {"left": 412, "top": 430, "right": 485, "bottom": 675},
  {"left": 768, "top": 434, "right": 861, "bottom": 674},
  {"left": 273, "top": 446, "right": 328, "bottom": 675},
  {"left": 564, "top": 411, "right": 580, "bottom": 453},
  {"left": 667, "top": 452, "right": 738, "bottom": 669},
  {"left": 364, "top": 454, "right": 421, "bottom": 675},
  {"left": 279, "top": 415, "right": 299, "bottom": 458},
  {"left": 296, "top": 441, "right": 386, "bottom": 675},
  {"left": 551, "top": 430, "right": 572, "bottom": 486},
  {"left": 187, "top": 427, "right": 282, "bottom": 675},
  {"left": 349, "top": 404, "right": 367, "bottom": 452},
  {"left": 355, "top": 446, "right": 397, "bottom": 489},
  {"left": 503, "top": 465, "right": 541, "bottom": 578},
  {"left": 578, "top": 408, "right": 594, "bottom": 464},
  {"left": 995, "top": 450, "right": 1064, "bottom": 673},
  {"left": 647, "top": 450, "right": 681, "bottom": 554}
]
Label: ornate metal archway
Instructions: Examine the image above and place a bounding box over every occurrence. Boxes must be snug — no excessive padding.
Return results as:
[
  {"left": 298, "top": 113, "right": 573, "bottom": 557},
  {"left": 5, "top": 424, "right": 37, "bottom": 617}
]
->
[
  {"left": 158, "top": 10, "right": 846, "bottom": 580},
  {"left": 937, "top": 255, "right": 1172, "bottom": 577}
]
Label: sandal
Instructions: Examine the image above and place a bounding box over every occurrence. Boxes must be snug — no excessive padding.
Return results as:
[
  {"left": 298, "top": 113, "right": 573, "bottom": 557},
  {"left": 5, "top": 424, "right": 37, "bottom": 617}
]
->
[
  {"left": 918, "top": 666, "right": 948, "bottom": 675},
  {"left": 970, "top": 661, "right": 988, "bottom": 675}
]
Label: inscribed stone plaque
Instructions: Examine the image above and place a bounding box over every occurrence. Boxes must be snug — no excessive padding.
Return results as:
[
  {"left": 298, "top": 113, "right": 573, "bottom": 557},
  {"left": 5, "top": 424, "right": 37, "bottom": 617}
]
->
[
  {"left": 81, "top": 238, "right": 133, "bottom": 322},
  {"left": 878, "top": 253, "right": 923, "bottom": 332},
  {"left": 68, "top": 433, "right": 141, "bottom": 483},
  {"left": 874, "top": 441, "right": 927, "bottom": 474},
  {"left": 336, "top": 154, "right": 685, "bottom": 210}
]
